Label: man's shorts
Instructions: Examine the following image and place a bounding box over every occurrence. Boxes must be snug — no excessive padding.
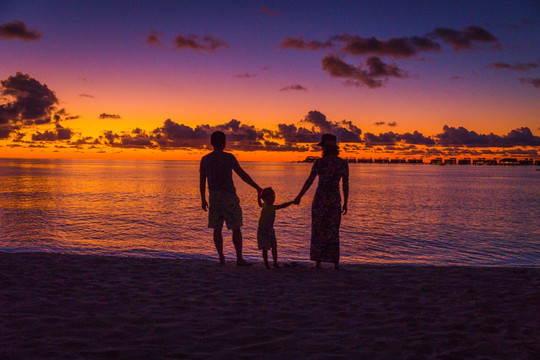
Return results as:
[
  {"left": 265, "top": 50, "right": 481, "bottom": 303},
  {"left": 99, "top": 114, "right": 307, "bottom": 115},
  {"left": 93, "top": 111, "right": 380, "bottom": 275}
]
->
[{"left": 208, "top": 191, "right": 243, "bottom": 230}]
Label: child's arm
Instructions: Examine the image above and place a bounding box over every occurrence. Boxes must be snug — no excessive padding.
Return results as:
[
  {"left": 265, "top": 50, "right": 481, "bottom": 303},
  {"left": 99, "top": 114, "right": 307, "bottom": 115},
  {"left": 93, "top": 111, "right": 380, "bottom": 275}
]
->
[{"left": 275, "top": 201, "right": 294, "bottom": 210}]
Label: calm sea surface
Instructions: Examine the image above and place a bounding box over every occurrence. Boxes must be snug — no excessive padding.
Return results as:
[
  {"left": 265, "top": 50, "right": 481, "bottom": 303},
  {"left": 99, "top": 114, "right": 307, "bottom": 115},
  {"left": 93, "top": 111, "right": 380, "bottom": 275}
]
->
[{"left": 1, "top": 158, "right": 539, "bottom": 267}]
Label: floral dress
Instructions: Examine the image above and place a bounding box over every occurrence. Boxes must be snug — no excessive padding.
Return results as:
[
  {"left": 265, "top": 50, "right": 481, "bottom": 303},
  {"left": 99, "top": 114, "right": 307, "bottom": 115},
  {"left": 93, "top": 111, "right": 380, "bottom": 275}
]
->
[{"left": 310, "top": 156, "right": 349, "bottom": 263}]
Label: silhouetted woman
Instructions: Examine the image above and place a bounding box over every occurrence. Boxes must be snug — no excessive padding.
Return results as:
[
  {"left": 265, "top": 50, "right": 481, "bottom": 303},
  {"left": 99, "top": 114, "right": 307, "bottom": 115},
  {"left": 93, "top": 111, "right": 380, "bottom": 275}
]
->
[{"left": 294, "top": 134, "right": 349, "bottom": 270}]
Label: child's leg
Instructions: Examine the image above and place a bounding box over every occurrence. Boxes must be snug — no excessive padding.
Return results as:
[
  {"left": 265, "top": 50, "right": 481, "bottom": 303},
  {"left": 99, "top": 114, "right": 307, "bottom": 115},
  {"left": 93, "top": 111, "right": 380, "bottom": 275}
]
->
[
  {"left": 271, "top": 246, "right": 279, "bottom": 268},
  {"left": 262, "top": 250, "right": 270, "bottom": 268}
]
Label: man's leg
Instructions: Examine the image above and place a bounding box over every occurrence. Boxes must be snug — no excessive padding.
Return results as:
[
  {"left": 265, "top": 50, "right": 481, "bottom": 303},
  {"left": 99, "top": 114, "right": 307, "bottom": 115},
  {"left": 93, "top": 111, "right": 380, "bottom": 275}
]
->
[
  {"left": 232, "top": 228, "right": 251, "bottom": 265},
  {"left": 213, "top": 228, "right": 225, "bottom": 264},
  {"left": 232, "top": 227, "right": 243, "bottom": 261}
]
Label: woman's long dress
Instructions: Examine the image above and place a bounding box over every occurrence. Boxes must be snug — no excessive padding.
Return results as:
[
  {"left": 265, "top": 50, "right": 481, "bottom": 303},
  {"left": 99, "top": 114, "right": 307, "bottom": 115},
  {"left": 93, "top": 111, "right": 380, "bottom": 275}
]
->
[{"left": 310, "top": 156, "right": 349, "bottom": 263}]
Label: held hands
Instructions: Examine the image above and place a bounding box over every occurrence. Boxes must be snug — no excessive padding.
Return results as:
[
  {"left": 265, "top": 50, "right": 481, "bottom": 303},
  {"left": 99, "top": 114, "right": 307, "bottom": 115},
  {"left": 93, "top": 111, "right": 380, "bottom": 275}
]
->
[
  {"left": 293, "top": 195, "right": 301, "bottom": 205},
  {"left": 201, "top": 199, "right": 208, "bottom": 212}
]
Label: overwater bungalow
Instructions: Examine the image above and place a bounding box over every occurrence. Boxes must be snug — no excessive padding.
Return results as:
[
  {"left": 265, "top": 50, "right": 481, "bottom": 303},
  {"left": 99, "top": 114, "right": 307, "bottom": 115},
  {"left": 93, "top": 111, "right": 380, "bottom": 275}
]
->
[
  {"left": 444, "top": 157, "right": 457, "bottom": 165},
  {"left": 407, "top": 159, "right": 424, "bottom": 164},
  {"left": 430, "top": 157, "right": 443, "bottom": 165},
  {"left": 472, "top": 158, "right": 486, "bottom": 165},
  {"left": 518, "top": 159, "right": 533, "bottom": 165},
  {"left": 373, "top": 158, "right": 390, "bottom": 164},
  {"left": 458, "top": 158, "right": 471, "bottom": 165},
  {"left": 499, "top": 158, "right": 518, "bottom": 165}
]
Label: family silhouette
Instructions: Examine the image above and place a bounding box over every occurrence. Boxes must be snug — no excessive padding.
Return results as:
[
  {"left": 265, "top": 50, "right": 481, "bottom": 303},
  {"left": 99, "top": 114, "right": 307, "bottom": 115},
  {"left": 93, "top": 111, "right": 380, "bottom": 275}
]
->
[{"left": 200, "top": 131, "right": 349, "bottom": 270}]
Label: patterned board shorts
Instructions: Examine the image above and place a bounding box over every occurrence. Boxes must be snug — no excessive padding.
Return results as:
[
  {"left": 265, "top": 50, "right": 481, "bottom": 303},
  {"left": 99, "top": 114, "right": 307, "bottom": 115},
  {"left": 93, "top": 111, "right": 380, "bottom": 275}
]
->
[{"left": 208, "top": 191, "right": 243, "bottom": 230}]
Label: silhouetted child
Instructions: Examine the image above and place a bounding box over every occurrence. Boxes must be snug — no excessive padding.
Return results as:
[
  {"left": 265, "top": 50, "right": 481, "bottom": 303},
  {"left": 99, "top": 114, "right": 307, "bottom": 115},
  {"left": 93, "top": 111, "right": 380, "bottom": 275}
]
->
[{"left": 257, "top": 187, "right": 293, "bottom": 269}]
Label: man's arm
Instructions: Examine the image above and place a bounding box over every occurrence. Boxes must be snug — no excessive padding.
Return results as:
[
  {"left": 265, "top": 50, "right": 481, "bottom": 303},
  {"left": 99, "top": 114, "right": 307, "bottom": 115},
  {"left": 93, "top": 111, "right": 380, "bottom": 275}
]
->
[
  {"left": 233, "top": 164, "right": 262, "bottom": 193},
  {"left": 200, "top": 172, "right": 208, "bottom": 211}
]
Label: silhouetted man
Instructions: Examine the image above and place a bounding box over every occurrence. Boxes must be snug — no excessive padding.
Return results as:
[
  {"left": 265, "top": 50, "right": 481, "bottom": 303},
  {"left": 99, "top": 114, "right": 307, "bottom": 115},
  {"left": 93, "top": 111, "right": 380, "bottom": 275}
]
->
[{"left": 200, "top": 131, "right": 262, "bottom": 265}]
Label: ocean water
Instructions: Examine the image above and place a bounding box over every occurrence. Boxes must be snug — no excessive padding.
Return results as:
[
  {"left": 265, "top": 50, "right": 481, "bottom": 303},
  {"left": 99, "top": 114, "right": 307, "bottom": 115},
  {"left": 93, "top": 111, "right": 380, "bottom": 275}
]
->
[{"left": 1, "top": 158, "right": 539, "bottom": 267}]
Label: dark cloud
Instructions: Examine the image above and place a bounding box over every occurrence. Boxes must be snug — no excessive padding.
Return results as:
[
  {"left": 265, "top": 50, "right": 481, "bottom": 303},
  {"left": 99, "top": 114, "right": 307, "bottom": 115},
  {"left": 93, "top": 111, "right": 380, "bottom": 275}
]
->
[
  {"left": 279, "top": 84, "right": 307, "bottom": 92},
  {"left": 119, "top": 129, "right": 155, "bottom": 148},
  {"left": 280, "top": 34, "right": 440, "bottom": 58},
  {"left": 321, "top": 55, "right": 406, "bottom": 88},
  {"left": 398, "top": 131, "right": 435, "bottom": 145},
  {"left": 387, "top": 121, "right": 397, "bottom": 127},
  {"left": 279, "top": 36, "right": 333, "bottom": 51},
  {"left": 173, "top": 34, "right": 229, "bottom": 51},
  {"left": 150, "top": 119, "right": 265, "bottom": 150},
  {"left": 486, "top": 61, "right": 539, "bottom": 71},
  {"left": 99, "top": 113, "right": 121, "bottom": 119},
  {"left": 235, "top": 73, "right": 257, "bottom": 78},
  {"left": 31, "top": 124, "right": 73, "bottom": 142},
  {"left": 70, "top": 137, "right": 100, "bottom": 146},
  {"left": 340, "top": 34, "right": 441, "bottom": 58},
  {"left": 214, "top": 119, "right": 264, "bottom": 142},
  {"left": 276, "top": 123, "right": 317, "bottom": 143},
  {"left": 504, "top": 127, "right": 540, "bottom": 146},
  {"left": 0, "top": 20, "right": 41, "bottom": 41},
  {"left": 437, "top": 125, "right": 494, "bottom": 146},
  {"left": 0, "top": 125, "right": 11, "bottom": 138},
  {"left": 374, "top": 121, "right": 385, "bottom": 126},
  {"left": 519, "top": 78, "right": 540, "bottom": 88},
  {"left": 436, "top": 125, "right": 540, "bottom": 146},
  {"left": 364, "top": 132, "right": 397, "bottom": 145},
  {"left": 122, "top": 111, "right": 362, "bottom": 150},
  {"left": 0, "top": 72, "right": 58, "bottom": 138},
  {"left": 146, "top": 31, "right": 164, "bottom": 46},
  {"left": 280, "top": 26, "right": 497, "bottom": 89},
  {"left": 364, "top": 130, "right": 435, "bottom": 146},
  {"left": 431, "top": 26, "right": 498, "bottom": 50},
  {"left": 297, "top": 110, "right": 362, "bottom": 143},
  {"left": 79, "top": 93, "right": 94, "bottom": 98}
]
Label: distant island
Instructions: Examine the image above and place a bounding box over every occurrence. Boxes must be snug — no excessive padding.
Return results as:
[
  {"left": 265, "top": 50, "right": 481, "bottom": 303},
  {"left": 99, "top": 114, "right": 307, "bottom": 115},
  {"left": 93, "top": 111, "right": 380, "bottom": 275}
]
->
[{"left": 299, "top": 156, "right": 540, "bottom": 166}]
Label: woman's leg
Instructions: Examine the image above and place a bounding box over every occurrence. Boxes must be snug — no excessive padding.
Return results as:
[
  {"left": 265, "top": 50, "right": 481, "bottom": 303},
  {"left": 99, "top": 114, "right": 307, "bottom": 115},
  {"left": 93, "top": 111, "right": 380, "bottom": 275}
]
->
[
  {"left": 271, "top": 246, "right": 279, "bottom": 268},
  {"left": 262, "top": 250, "right": 270, "bottom": 268}
]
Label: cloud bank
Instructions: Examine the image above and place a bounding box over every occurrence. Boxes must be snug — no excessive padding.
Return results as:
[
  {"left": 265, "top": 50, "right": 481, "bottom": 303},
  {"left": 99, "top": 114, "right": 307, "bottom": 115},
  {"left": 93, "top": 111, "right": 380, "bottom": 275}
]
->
[{"left": 1, "top": 74, "right": 537, "bottom": 156}]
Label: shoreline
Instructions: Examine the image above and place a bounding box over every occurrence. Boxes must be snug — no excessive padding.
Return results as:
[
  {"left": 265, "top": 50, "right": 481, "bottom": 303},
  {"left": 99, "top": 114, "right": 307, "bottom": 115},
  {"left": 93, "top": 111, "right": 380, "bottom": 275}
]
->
[
  {"left": 1, "top": 251, "right": 539, "bottom": 359},
  {"left": 2, "top": 249, "right": 538, "bottom": 269}
]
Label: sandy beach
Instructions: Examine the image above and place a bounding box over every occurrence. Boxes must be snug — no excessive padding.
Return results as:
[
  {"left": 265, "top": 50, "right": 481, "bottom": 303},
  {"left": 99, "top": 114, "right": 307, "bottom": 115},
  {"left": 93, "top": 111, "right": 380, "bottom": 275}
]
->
[{"left": 0, "top": 252, "right": 538, "bottom": 360}]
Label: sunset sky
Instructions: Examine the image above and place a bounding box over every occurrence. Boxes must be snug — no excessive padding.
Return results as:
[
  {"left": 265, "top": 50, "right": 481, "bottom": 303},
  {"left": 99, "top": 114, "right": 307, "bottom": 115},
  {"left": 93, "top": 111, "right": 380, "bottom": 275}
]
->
[{"left": 1, "top": 0, "right": 539, "bottom": 161}]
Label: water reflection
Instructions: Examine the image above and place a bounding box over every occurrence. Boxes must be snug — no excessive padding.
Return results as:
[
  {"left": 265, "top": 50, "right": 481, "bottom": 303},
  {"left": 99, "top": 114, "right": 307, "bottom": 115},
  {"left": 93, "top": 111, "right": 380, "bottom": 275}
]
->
[{"left": 0, "top": 159, "right": 539, "bottom": 266}]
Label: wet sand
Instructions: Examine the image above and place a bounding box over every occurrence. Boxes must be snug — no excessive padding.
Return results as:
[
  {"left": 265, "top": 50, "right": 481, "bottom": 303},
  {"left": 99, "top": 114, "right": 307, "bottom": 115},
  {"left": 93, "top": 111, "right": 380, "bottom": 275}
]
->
[{"left": 1, "top": 252, "right": 538, "bottom": 359}]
